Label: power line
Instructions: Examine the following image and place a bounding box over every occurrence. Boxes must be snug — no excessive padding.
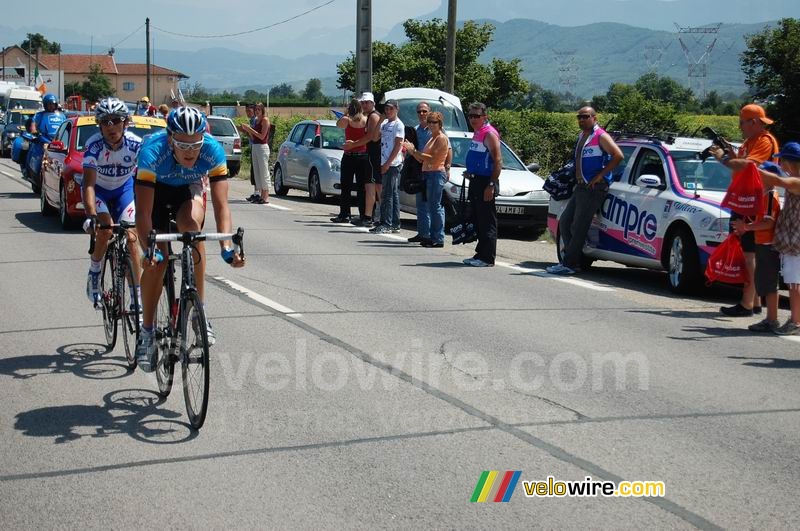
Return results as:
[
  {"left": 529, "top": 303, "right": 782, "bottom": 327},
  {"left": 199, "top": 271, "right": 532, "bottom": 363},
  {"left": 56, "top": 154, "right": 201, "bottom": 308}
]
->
[
  {"left": 111, "top": 23, "right": 145, "bottom": 50},
  {"left": 152, "top": 0, "right": 336, "bottom": 39}
]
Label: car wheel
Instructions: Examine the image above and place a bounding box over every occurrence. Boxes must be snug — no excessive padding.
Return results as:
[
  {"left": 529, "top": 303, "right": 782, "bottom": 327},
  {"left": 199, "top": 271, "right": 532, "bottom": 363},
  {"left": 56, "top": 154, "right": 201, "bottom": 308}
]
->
[
  {"left": 666, "top": 226, "right": 701, "bottom": 293},
  {"left": 273, "top": 164, "right": 289, "bottom": 196},
  {"left": 59, "top": 182, "right": 77, "bottom": 230},
  {"left": 308, "top": 169, "right": 324, "bottom": 203},
  {"left": 25, "top": 167, "right": 41, "bottom": 195},
  {"left": 40, "top": 186, "right": 54, "bottom": 216},
  {"left": 555, "top": 227, "right": 593, "bottom": 270}
]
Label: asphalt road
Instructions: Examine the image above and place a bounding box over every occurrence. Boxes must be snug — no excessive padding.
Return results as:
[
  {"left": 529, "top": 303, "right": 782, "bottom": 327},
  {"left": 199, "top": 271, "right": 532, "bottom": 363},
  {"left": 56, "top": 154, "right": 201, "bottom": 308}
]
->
[{"left": 1, "top": 158, "right": 799, "bottom": 529}]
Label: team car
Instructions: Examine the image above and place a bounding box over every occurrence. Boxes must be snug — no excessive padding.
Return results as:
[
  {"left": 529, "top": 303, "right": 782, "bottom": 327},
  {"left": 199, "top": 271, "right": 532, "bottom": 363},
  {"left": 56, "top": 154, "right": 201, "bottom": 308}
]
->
[
  {"left": 548, "top": 133, "right": 737, "bottom": 293},
  {"left": 39, "top": 114, "right": 166, "bottom": 229}
]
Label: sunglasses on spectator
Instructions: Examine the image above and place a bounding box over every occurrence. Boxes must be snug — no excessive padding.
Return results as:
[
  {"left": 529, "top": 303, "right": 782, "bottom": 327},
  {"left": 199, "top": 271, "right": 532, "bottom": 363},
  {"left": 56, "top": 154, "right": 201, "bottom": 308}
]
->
[
  {"left": 576, "top": 114, "right": 593, "bottom": 119},
  {"left": 172, "top": 138, "right": 204, "bottom": 151},
  {"left": 99, "top": 117, "right": 125, "bottom": 127},
  {"left": 417, "top": 109, "right": 429, "bottom": 114},
  {"left": 468, "top": 114, "right": 484, "bottom": 119}
]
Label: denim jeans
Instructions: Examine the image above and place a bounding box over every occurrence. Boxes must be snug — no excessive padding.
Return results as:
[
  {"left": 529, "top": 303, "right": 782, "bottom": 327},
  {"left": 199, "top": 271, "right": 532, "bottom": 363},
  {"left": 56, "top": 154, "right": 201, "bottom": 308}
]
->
[
  {"left": 381, "top": 165, "right": 401, "bottom": 228},
  {"left": 559, "top": 181, "right": 608, "bottom": 269},
  {"left": 415, "top": 190, "right": 430, "bottom": 238},
  {"left": 424, "top": 170, "right": 447, "bottom": 244}
]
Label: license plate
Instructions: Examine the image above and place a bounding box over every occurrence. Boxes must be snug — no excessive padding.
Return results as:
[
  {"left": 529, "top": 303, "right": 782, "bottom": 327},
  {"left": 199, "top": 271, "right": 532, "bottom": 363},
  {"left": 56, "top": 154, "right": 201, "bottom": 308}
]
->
[{"left": 496, "top": 205, "right": 525, "bottom": 215}]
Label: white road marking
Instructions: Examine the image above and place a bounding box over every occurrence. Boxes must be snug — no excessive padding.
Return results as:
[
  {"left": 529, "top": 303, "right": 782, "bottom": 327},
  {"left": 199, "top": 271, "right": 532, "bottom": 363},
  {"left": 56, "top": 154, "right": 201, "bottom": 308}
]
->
[
  {"left": 264, "top": 202, "right": 291, "bottom": 211},
  {"left": 351, "top": 225, "right": 407, "bottom": 241},
  {"left": 212, "top": 276, "right": 301, "bottom": 316},
  {"left": 1, "top": 171, "right": 16, "bottom": 178},
  {"left": 495, "top": 261, "right": 615, "bottom": 292},
  {"left": 780, "top": 335, "right": 800, "bottom": 344}
]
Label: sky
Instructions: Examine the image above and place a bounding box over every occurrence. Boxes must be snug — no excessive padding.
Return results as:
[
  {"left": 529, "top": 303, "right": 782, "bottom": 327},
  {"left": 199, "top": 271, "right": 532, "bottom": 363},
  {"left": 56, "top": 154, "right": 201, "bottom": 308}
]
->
[{"left": 3, "top": 0, "right": 797, "bottom": 58}]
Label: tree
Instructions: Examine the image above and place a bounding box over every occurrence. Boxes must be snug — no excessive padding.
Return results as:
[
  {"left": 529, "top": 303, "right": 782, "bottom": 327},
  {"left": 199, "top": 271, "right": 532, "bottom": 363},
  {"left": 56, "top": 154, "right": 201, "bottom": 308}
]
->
[
  {"left": 741, "top": 17, "right": 800, "bottom": 140},
  {"left": 302, "top": 78, "right": 324, "bottom": 101},
  {"left": 20, "top": 33, "right": 61, "bottom": 54},
  {"left": 270, "top": 83, "right": 296, "bottom": 99},
  {"left": 78, "top": 64, "right": 116, "bottom": 103},
  {"left": 613, "top": 91, "right": 679, "bottom": 133},
  {"left": 634, "top": 72, "right": 696, "bottom": 112},
  {"left": 336, "top": 18, "right": 527, "bottom": 108}
]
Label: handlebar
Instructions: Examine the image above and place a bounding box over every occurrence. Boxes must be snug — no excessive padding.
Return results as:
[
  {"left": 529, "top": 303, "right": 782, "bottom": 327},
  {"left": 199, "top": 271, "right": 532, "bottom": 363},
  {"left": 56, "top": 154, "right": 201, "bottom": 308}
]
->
[
  {"left": 87, "top": 220, "right": 136, "bottom": 255},
  {"left": 146, "top": 227, "right": 245, "bottom": 263}
]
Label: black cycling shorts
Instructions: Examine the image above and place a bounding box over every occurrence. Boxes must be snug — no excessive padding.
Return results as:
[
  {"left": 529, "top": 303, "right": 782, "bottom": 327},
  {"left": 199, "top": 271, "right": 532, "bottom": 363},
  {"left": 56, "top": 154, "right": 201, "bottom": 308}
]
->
[{"left": 151, "top": 182, "right": 204, "bottom": 232}]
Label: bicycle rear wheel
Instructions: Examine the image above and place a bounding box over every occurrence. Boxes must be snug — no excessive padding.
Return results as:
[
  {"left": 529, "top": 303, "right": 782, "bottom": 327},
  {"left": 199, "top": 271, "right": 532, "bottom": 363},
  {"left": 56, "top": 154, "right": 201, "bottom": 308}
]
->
[
  {"left": 181, "top": 291, "right": 210, "bottom": 429},
  {"left": 119, "top": 256, "right": 139, "bottom": 369},
  {"left": 100, "top": 251, "right": 118, "bottom": 350},
  {"left": 155, "top": 273, "right": 175, "bottom": 397}
]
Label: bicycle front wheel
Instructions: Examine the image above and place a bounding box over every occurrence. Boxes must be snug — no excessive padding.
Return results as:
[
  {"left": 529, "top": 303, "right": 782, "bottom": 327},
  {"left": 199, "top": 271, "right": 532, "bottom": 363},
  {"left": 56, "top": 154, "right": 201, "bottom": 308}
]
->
[
  {"left": 119, "top": 256, "right": 139, "bottom": 369},
  {"left": 100, "top": 251, "right": 117, "bottom": 350},
  {"left": 181, "top": 291, "right": 210, "bottom": 429},
  {"left": 155, "top": 273, "right": 175, "bottom": 397}
]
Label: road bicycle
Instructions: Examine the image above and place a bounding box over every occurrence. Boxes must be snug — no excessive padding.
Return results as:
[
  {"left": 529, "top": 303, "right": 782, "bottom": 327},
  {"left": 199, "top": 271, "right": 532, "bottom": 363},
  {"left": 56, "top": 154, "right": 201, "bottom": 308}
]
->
[
  {"left": 147, "top": 225, "right": 245, "bottom": 430},
  {"left": 88, "top": 220, "right": 141, "bottom": 369}
]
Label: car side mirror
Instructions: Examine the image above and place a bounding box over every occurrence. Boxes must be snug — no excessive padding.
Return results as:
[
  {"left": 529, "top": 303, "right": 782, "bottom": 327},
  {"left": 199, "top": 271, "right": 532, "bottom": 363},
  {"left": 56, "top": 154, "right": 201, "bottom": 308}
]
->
[
  {"left": 635, "top": 174, "right": 662, "bottom": 188},
  {"left": 303, "top": 138, "right": 313, "bottom": 148},
  {"left": 526, "top": 162, "right": 540, "bottom": 173},
  {"left": 48, "top": 140, "right": 66, "bottom": 153}
]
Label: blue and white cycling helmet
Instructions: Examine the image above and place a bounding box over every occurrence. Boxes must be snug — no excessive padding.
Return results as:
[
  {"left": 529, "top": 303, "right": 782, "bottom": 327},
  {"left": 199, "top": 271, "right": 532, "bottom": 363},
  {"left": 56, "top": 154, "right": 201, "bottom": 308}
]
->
[
  {"left": 95, "top": 97, "right": 129, "bottom": 121},
  {"left": 43, "top": 93, "right": 58, "bottom": 106},
  {"left": 167, "top": 106, "right": 207, "bottom": 135}
]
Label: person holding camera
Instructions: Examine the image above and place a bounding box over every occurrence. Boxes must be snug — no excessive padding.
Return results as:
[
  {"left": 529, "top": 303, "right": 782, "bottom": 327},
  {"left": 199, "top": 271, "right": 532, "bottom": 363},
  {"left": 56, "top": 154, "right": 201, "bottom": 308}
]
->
[{"left": 711, "top": 103, "right": 779, "bottom": 317}]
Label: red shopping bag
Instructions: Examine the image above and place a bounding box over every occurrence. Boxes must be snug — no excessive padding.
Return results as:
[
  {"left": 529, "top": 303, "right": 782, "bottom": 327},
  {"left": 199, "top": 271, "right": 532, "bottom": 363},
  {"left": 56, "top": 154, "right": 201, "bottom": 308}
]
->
[
  {"left": 705, "top": 233, "right": 748, "bottom": 285},
  {"left": 721, "top": 162, "right": 764, "bottom": 217}
]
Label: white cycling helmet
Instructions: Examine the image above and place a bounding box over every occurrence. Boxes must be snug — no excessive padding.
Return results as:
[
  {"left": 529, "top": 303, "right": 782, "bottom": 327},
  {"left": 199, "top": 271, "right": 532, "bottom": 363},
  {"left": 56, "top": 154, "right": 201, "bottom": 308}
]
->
[
  {"left": 167, "top": 106, "right": 207, "bottom": 135},
  {"left": 95, "top": 97, "right": 129, "bottom": 121}
]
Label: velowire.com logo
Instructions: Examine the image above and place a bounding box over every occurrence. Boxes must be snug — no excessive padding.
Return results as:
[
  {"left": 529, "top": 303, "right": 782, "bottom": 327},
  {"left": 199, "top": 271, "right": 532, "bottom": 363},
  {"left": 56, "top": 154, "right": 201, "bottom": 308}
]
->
[{"left": 470, "top": 470, "right": 522, "bottom": 503}]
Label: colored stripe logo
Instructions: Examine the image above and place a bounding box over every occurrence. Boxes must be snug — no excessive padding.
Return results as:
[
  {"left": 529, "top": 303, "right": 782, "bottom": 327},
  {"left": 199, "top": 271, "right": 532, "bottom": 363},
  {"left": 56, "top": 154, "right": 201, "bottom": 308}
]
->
[{"left": 470, "top": 470, "right": 522, "bottom": 502}]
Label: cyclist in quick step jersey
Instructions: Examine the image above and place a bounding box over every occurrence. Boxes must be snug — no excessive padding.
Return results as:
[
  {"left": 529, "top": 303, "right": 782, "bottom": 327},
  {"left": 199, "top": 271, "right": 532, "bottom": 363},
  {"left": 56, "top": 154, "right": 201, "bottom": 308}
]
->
[
  {"left": 83, "top": 98, "right": 143, "bottom": 307},
  {"left": 134, "top": 106, "right": 244, "bottom": 372}
]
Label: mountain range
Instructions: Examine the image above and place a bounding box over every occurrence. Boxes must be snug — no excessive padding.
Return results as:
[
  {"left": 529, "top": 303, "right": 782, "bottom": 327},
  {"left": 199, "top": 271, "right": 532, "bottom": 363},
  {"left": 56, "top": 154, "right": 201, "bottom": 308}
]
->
[{"left": 3, "top": 17, "right": 781, "bottom": 98}]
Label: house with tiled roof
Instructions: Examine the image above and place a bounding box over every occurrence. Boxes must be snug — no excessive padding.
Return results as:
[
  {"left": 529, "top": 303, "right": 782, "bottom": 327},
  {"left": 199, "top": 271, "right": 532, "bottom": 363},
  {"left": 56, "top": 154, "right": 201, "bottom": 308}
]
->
[{"left": 0, "top": 46, "right": 188, "bottom": 105}]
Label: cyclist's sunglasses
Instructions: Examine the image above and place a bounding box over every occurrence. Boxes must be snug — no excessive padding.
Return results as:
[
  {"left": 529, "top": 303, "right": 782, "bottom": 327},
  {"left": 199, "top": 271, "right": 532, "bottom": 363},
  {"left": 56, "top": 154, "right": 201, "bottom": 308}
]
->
[
  {"left": 99, "top": 117, "right": 125, "bottom": 127},
  {"left": 172, "top": 138, "right": 204, "bottom": 151}
]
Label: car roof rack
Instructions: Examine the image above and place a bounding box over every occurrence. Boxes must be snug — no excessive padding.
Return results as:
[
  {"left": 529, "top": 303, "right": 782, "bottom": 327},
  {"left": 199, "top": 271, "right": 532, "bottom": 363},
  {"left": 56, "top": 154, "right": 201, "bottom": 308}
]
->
[{"left": 610, "top": 130, "right": 677, "bottom": 145}]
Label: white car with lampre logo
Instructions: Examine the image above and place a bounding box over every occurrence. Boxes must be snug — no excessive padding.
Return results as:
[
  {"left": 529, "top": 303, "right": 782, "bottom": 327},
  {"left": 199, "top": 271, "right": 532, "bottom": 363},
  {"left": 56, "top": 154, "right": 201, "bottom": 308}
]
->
[{"left": 548, "top": 134, "right": 734, "bottom": 293}]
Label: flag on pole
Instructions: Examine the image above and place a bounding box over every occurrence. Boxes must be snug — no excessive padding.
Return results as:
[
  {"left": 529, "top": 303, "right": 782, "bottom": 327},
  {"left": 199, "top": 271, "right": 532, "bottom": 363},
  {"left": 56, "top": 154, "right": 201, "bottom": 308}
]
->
[{"left": 34, "top": 65, "right": 46, "bottom": 95}]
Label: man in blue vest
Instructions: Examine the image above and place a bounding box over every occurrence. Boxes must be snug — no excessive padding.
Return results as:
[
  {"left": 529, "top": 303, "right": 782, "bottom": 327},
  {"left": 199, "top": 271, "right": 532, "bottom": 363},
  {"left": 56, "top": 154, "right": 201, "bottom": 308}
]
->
[{"left": 547, "top": 106, "right": 623, "bottom": 276}]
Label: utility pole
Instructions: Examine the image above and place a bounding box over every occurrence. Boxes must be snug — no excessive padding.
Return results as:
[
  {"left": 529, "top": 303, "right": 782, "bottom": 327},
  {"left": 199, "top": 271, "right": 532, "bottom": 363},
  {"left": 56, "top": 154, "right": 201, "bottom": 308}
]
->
[
  {"left": 445, "top": 0, "right": 457, "bottom": 93},
  {"left": 355, "top": 0, "right": 372, "bottom": 96},
  {"left": 146, "top": 17, "right": 152, "bottom": 100},
  {"left": 675, "top": 22, "right": 721, "bottom": 98}
]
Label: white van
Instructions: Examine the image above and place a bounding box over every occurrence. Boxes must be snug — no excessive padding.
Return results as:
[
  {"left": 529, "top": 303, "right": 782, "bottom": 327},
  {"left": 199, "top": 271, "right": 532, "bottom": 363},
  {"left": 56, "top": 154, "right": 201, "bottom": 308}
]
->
[
  {"left": 381, "top": 87, "right": 468, "bottom": 132},
  {"left": 4, "top": 86, "right": 42, "bottom": 112}
]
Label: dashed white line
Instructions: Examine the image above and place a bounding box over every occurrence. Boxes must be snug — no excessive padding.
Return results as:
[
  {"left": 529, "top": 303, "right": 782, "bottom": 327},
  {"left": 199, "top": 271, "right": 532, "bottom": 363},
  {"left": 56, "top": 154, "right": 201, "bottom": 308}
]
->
[
  {"left": 495, "top": 261, "right": 615, "bottom": 292},
  {"left": 1, "top": 171, "right": 17, "bottom": 178},
  {"left": 212, "top": 276, "right": 301, "bottom": 316},
  {"left": 264, "top": 203, "right": 291, "bottom": 211}
]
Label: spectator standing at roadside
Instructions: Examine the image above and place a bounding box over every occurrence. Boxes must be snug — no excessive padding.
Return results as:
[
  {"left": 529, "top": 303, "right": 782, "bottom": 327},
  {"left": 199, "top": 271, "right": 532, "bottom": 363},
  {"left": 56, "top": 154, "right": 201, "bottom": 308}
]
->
[
  {"left": 462, "top": 103, "right": 503, "bottom": 267},
  {"left": 407, "top": 102, "right": 432, "bottom": 243},
  {"left": 403, "top": 111, "right": 451, "bottom": 248},
  {"left": 711, "top": 103, "right": 779, "bottom": 317},
  {"left": 547, "top": 106, "right": 623, "bottom": 275},
  {"left": 333, "top": 98, "right": 369, "bottom": 223},
  {"left": 158, "top": 104, "right": 170, "bottom": 120},
  {"left": 370, "top": 99, "right": 404, "bottom": 234},
  {"left": 242, "top": 105, "right": 259, "bottom": 202},
  {"left": 746, "top": 143, "right": 800, "bottom": 335},
  {"left": 240, "top": 102, "right": 271, "bottom": 204},
  {"left": 344, "top": 92, "right": 382, "bottom": 225}
]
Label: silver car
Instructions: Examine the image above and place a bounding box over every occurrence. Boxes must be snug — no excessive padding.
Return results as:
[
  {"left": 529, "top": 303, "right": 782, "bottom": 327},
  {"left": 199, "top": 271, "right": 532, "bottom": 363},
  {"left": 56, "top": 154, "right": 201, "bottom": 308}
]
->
[
  {"left": 273, "top": 119, "right": 351, "bottom": 202},
  {"left": 399, "top": 131, "right": 550, "bottom": 230},
  {"left": 207, "top": 115, "right": 242, "bottom": 177}
]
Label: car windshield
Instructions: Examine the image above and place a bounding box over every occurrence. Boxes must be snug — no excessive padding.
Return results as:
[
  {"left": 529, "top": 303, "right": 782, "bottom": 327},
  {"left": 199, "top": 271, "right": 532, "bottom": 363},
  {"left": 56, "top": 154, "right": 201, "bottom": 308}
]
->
[
  {"left": 396, "top": 98, "right": 467, "bottom": 132},
  {"left": 76, "top": 123, "right": 166, "bottom": 152},
  {"left": 448, "top": 137, "right": 527, "bottom": 171},
  {"left": 208, "top": 118, "right": 237, "bottom": 137},
  {"left": 8, "top": 112, "right": 30, "bottom": 125},
  {"left": 320, "top": 125, "right": 345, "bottom": 150},
  {"left": 9, "top": 99, "right": 41, "bottom": 111},
  {"left": 671, "top": 150, "right": 733, "bottom": 192}
]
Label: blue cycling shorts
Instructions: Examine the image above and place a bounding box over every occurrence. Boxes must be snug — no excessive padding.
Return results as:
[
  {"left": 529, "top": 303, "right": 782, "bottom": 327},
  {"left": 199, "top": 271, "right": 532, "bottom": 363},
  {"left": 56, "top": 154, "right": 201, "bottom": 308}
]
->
[{"left": 88, "top": 179, "right": 136, "bottom": 223}]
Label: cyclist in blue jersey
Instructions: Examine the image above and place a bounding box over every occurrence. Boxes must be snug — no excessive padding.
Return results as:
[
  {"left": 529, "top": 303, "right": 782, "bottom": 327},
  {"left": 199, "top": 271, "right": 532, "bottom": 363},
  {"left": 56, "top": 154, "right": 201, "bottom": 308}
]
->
[
  {"left": 135, "top": 106, "right": 244, "bottom": 372},
  {"left": 83, "top": 98, "right": 143, "bottom": 307}
]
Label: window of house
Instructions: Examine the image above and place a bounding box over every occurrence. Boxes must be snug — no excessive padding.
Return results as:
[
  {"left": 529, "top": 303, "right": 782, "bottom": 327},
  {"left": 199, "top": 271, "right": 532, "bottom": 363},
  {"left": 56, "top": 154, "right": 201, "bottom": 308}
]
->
[{"left": 122, "top": 82, "right": 135, "bottom": 91}]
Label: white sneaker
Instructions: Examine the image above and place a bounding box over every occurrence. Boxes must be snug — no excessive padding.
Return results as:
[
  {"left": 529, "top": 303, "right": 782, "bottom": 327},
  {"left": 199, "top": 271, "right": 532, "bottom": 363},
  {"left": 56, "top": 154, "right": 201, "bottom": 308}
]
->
[
  {"left": 135, "top": 328, "right": 157, "bottom": 372},
  {"left": 86, "top": 270, "right": 101, "bottom": 304}
]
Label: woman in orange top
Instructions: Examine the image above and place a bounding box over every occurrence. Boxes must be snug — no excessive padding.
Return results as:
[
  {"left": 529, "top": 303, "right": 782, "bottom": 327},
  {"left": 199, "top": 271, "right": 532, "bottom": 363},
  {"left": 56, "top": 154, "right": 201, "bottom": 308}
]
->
[{"left": 403, "top": 111, "right": 451, "bottom": 247}]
